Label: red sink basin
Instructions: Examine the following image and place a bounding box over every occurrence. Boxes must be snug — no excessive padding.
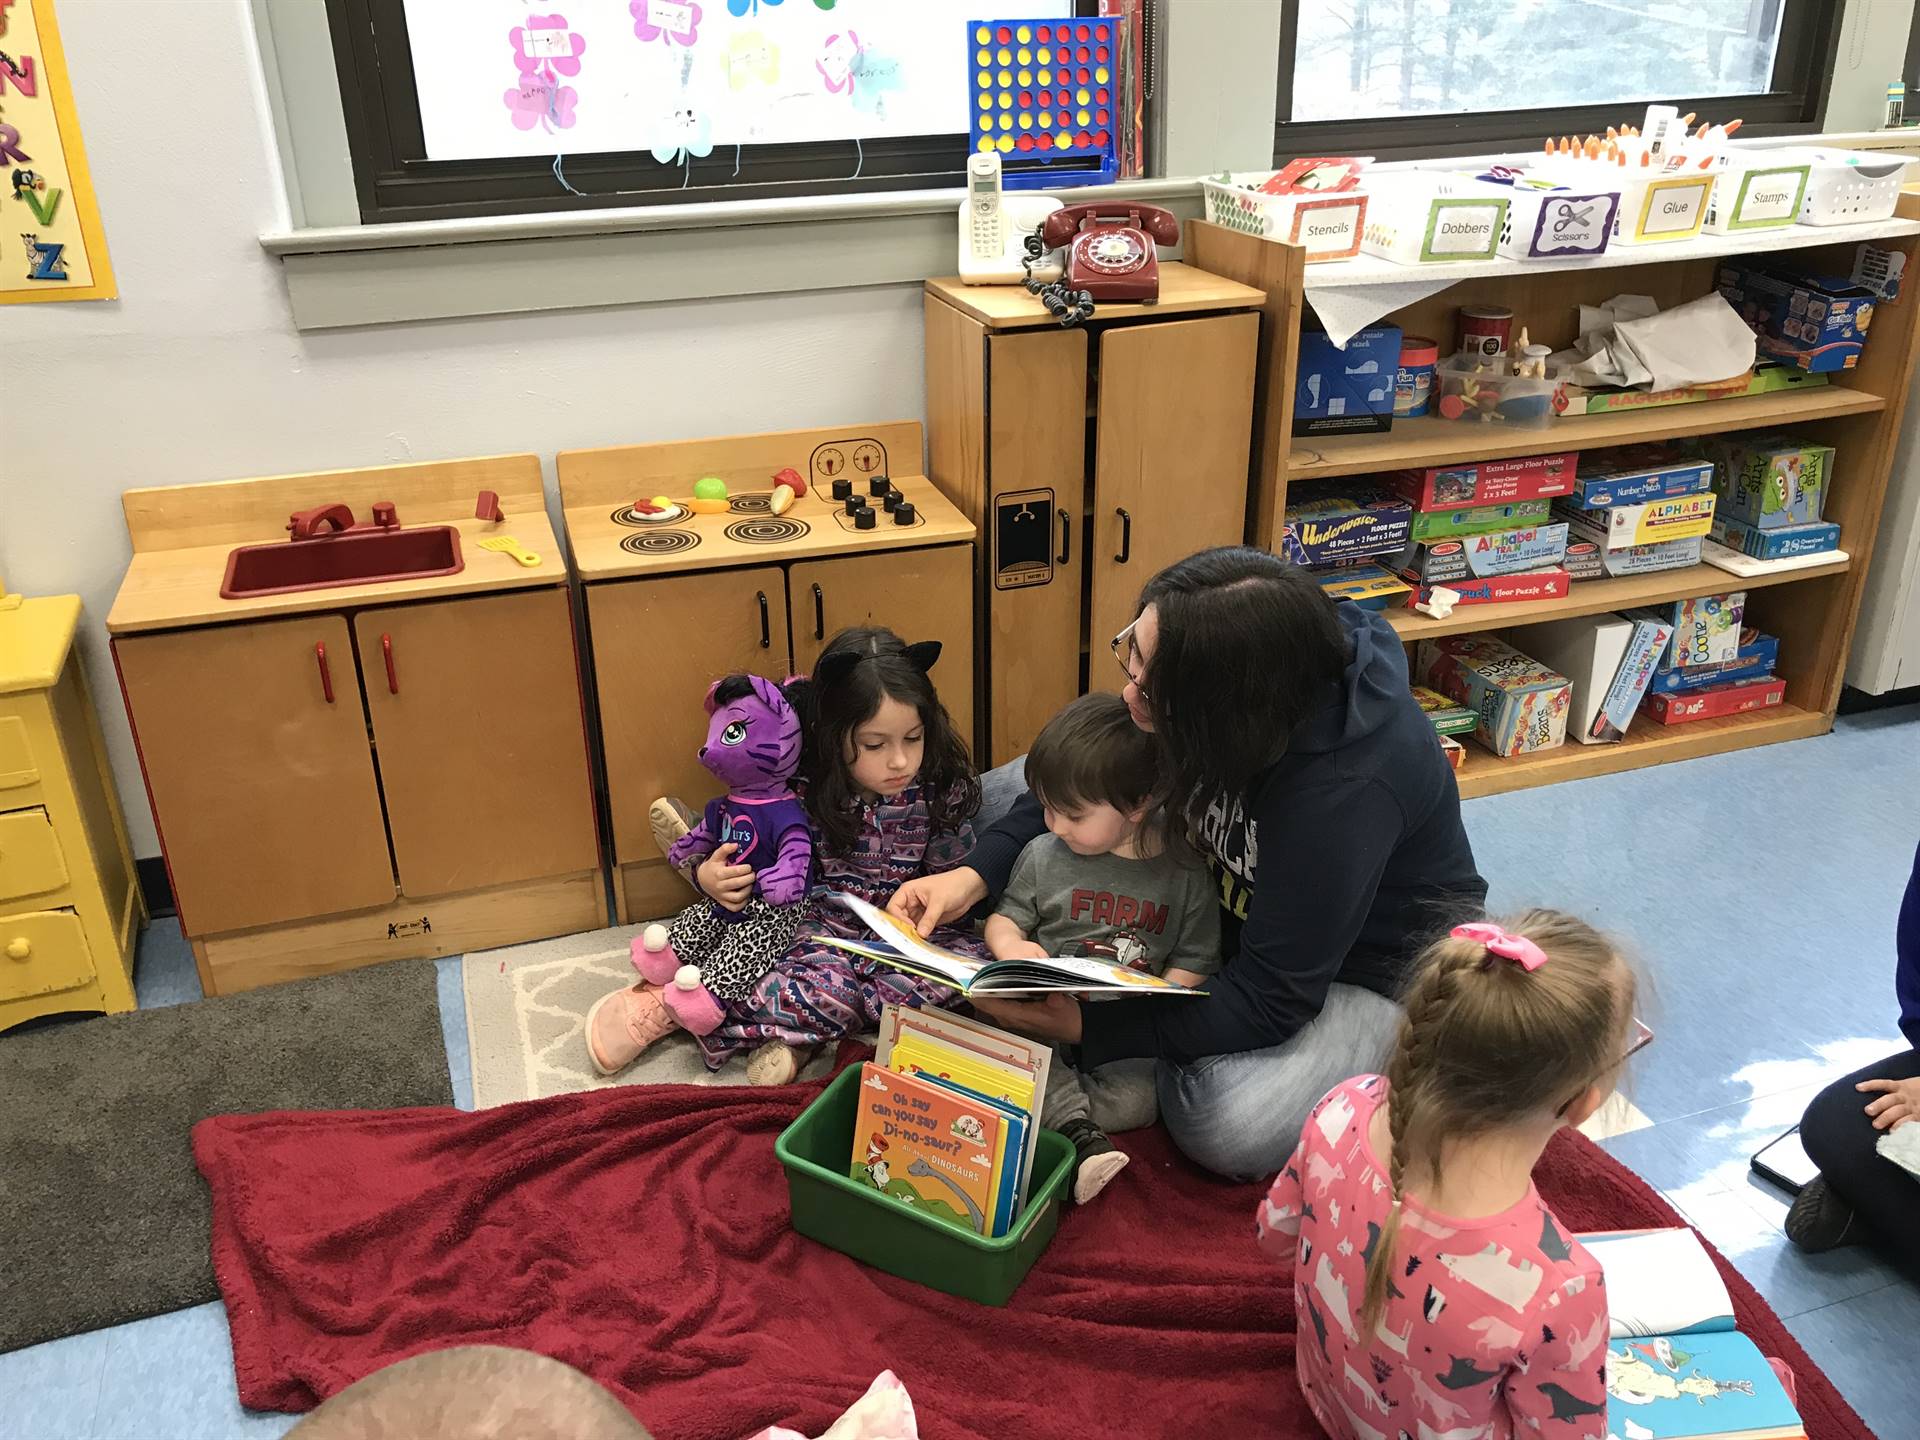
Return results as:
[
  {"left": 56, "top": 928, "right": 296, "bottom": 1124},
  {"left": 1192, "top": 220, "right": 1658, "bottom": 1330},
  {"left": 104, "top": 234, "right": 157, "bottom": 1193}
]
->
[{"left": 221, "top": 526, "right": 464, "bottom": 599}]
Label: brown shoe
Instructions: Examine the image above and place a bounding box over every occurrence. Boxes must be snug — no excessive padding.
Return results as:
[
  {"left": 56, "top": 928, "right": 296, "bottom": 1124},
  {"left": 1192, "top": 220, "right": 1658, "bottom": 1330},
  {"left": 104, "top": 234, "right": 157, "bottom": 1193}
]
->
[
  {"left": 745, "top": 1041, "right": 811, "bottom": 1086},
  {"left": 585, "top": 982, "right": 678, "bottom": 1075}
]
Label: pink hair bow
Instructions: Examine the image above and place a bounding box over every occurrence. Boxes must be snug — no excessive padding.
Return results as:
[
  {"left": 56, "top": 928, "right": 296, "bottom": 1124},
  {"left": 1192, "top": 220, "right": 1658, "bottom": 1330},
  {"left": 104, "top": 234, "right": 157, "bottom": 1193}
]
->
[{"left": 1451, "top": 922, "right": 1547, "bottom": 972}]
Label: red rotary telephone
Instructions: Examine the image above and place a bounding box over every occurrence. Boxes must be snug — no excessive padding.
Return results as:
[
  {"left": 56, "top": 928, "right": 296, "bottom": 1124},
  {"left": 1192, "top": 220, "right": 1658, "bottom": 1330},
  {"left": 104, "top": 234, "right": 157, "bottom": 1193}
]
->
[{"left": 1037, "top": 202, "right": 1181, "bottom": 304}]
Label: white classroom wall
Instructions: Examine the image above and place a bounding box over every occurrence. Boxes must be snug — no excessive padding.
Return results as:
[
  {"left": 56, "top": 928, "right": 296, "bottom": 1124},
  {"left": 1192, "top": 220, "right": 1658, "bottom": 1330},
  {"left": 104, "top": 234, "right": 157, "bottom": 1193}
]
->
[{"left": 4, "top": 0, "right": 926, "bottom": 857}]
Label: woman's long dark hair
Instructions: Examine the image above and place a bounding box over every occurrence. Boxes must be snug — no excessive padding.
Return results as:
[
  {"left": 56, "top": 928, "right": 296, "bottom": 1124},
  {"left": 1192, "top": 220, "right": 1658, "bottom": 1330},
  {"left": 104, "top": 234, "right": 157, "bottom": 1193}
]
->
[
  {"left": 786, "top": 626, "right": 980, "bottom": 858},
  {"left": 1136, "top": 547, "right": 1348, "bottom": 825}
]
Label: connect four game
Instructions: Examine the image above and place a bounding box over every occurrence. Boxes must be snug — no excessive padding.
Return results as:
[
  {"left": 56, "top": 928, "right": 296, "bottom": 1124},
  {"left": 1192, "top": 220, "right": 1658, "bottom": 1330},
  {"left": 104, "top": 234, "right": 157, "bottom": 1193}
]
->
[{"left": 967, "top": 17, "right": 1120, "bottom": 190}]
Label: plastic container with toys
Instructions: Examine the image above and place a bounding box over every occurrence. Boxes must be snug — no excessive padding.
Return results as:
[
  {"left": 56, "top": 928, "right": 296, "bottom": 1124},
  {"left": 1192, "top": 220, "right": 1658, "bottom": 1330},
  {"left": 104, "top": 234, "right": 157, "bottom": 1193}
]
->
[{"left": 1434, "top": 357, "right": 1564, "bottom": 427}]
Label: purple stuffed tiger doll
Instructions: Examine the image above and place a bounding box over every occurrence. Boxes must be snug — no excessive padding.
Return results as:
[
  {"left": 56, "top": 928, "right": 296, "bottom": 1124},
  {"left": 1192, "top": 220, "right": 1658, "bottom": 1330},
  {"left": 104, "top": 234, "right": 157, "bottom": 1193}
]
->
[{"left": 591, "top": 672, "right": 815, "bottom": 1060}]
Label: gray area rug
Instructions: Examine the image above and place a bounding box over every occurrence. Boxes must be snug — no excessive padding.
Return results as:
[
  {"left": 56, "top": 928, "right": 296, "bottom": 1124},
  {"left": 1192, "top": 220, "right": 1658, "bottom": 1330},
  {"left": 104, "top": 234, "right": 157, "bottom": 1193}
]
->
[
  {"left": 462, "top": 923, "right": 832, "bottom": 1106},
  {"left": 0, "top": 960, "right": 453, "bottom": 1353}
]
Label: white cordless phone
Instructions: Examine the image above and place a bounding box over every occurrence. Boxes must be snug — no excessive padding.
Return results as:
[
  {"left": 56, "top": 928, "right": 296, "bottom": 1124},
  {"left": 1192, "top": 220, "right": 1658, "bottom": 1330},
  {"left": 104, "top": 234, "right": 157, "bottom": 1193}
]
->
[{"left": 957, "top": 151, "right": 1063, "bottom": 285}]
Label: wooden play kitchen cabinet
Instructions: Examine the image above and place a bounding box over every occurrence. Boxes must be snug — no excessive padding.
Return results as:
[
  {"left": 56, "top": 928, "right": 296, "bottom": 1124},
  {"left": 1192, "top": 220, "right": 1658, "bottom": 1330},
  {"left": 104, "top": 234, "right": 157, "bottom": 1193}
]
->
[
  {"left": 559, "top": 422, "right": 976, "bottom": 925},
  {"left": 108, "top": 458, "right": 604, "bottom": 995},
  {"left": 0, "top": 587, "right": 147, "bottom": 1032},
  {"left": 924, "top": 263, "right": 1266, "bottom": 767}
]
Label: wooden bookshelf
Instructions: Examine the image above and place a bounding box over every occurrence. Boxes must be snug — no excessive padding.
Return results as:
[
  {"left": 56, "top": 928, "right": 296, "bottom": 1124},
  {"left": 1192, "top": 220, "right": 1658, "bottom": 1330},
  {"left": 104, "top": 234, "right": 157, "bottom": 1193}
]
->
[
  {"left": 1453, "top": 703, "right": 1828, "bottom": 799},
  {"left": 1385, "top": 557, "right": 1851, "bottom": 641},
  {"left": 1190, "top": 197, "right": 1920, "bottom": 792},
  {"left": 1288, "top": 387, "right": 1885, "bottom": 480}
]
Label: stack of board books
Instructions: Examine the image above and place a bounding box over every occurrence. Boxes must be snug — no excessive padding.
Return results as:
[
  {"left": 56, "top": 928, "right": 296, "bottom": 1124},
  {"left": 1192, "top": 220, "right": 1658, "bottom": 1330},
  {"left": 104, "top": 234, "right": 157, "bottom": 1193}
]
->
[
  {"left": 1581, "top": 1226, "right": 1806, "bottom": 1440},
  {"left": 822, "top": 891, "right": 1206, "bottom": 998},
  {"left": 848, "top": 1005, "right": 1053, "bottom": 1240}
]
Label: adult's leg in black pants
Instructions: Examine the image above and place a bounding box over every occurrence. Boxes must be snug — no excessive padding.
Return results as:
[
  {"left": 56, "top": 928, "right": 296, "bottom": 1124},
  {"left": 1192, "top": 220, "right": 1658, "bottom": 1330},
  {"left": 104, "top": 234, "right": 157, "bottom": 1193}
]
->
[{"left": 1794, "top": 1048, "right": 1920, "bottom": 1275}]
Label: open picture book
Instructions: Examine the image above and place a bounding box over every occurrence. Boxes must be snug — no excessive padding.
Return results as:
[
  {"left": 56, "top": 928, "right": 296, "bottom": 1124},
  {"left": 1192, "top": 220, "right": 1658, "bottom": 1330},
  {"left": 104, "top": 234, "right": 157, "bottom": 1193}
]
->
[
  {"left": 1579, "top": 1227, "right": 1804, "bottom": 1440},
  {"left": 819, "top": 891, "right": 1205, "bottom": 998}
]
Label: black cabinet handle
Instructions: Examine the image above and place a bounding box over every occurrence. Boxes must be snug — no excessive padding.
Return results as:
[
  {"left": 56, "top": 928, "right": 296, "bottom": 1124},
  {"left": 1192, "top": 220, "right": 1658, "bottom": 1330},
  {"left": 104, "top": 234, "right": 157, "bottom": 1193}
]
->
[
  {"left": 1114, "top": 507, "right": 1132, "bottom": 565},
  {"left": 812, "top": 582, "right": 825, "bottom": 640},
  {"left": 756, "top": 590, "right": 770, "bottom": 649},
  {"left": 1057, "top": 510, "right": 1071, "bottom": 564}
]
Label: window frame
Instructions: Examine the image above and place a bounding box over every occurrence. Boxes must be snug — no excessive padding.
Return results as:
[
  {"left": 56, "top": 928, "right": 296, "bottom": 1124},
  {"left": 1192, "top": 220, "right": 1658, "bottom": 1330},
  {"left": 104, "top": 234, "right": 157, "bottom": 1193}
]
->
[
  {"left": 326, "top": 0, "right": 1118, "bottom": 224},
  {"left": 1272, "top": 0, "right": 1843, "bottom": 164}
]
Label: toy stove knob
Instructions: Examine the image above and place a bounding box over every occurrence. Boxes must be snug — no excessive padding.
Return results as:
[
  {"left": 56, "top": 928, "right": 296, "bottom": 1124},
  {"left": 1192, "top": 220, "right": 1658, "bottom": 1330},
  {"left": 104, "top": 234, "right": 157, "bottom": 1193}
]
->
[
  {"left": 854, "top": 504, "right": 877, "bottom": 530},
  {"left": 868, "top": 475, "right": 891, "bottom": 497},
  {"left": 881, "top": 490, "right": 902, "bottom": 513},
  {"left": 844, "top": 495, "right": 863, "bottom": 516},
  {"left": 832, "top": 477, "right": 853, "bottom": 501},
  {"left": 893, "top": 502, "right": 917, "bottom": 526}
]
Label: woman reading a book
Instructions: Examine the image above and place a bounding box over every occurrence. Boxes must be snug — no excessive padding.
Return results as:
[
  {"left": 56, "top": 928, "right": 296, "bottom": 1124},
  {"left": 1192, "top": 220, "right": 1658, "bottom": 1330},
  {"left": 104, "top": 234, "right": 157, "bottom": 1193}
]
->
[{"left": 888, "top": 547, "right": 1488, "bottom": 1181}]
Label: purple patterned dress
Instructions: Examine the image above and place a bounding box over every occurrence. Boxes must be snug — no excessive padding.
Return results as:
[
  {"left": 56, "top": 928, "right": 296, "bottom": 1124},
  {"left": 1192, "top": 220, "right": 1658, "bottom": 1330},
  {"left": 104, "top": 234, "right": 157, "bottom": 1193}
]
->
[{"left": 696, "top": 781, "right": 985, "bottom": 1068}]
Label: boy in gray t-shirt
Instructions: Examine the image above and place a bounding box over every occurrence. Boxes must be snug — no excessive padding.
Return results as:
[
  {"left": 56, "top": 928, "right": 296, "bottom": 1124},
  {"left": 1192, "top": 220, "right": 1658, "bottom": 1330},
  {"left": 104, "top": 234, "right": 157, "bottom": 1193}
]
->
[{"left": 984, "top": 693, "right": 1220, "bottom": 1203}]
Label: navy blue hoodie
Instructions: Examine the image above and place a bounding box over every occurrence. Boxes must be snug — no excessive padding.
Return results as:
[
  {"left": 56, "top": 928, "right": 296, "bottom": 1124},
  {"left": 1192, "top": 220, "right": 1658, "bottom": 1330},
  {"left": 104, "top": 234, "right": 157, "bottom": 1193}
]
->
[
  {"left": 1899, "top": 839, "right": 1918, "bottom": 1051},
  {"left": 967, "top": 604, "right": 1488, "bottom": 1068}
]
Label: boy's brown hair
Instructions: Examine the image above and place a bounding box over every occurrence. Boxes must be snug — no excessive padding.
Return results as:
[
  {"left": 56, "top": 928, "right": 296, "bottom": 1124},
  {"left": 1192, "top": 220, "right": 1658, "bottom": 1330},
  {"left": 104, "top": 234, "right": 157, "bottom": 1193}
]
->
[{"left": 1025, "top": 691, "right": 1158, "bottom": 816}]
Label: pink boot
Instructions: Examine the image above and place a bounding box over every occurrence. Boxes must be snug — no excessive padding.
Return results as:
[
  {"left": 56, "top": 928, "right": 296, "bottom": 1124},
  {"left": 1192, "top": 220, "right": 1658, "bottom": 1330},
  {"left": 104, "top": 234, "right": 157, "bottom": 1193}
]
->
[
  {"left": 660, "top": 965, "right": 726, "bottom": 1036},
  {"left": 631, "top": 923, "right": 681, "bottom": 986}
]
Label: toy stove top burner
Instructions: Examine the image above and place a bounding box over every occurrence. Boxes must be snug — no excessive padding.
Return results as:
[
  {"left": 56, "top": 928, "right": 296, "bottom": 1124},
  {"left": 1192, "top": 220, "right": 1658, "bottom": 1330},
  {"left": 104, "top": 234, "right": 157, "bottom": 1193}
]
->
[
  {"left": 728, "top": 494, "right": 772, "bottom": 515},
  {"left": 620, "top": 529, "right": 700, "bottom": 556},
  {"left": 724, "top": 517, "right": 809, "bottom": 545},
  {"left": 611, "top": 502, "right": 688, "bottom": 527}
]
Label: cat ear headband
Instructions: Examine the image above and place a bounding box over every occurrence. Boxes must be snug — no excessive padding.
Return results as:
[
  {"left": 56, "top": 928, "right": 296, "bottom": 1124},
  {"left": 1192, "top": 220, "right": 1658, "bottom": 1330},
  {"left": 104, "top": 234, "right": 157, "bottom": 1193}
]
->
[
  {"left": 1451, "top": 922, "right": 1547, "bottom": 972},
  {"left": 813, "top": 640, "right": 942, "bottom": 689}
]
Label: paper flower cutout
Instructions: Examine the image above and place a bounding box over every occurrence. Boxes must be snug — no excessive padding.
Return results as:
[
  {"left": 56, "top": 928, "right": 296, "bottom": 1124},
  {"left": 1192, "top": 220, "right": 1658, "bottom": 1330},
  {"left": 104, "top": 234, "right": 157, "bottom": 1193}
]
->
[
  {"left": 503, "top": 76, "right": 578, "bottom": 131},
  {"left": 510, "top": 14, "right": 586, "bottom": 78},
  {"left": 631, "top": 0, "right": 702, "bottom": 47},
  {"left": 651, "top": 106, "right": 714, "bottom": 165}
]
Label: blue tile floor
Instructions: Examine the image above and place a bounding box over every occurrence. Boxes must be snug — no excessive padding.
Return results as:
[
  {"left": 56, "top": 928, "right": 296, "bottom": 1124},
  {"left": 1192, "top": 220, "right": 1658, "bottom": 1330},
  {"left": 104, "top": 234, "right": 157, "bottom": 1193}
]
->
[{"left": 4, "top": 706, "right": 1917, "bottom": 1439}]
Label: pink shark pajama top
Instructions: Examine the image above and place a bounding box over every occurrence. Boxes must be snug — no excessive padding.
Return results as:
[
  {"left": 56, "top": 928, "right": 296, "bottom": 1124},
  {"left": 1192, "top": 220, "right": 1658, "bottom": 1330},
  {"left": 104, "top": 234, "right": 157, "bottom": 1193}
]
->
[{"left": 1258, "top": 1076, "right": 1612, "bottom": 1440}]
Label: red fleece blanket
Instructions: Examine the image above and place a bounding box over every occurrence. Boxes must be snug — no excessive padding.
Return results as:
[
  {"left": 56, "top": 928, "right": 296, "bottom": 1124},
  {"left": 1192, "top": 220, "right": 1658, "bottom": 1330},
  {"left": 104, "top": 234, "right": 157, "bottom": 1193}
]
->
[{"left": 193, "top": 1059, "right": 1872, "bottom": 1440}]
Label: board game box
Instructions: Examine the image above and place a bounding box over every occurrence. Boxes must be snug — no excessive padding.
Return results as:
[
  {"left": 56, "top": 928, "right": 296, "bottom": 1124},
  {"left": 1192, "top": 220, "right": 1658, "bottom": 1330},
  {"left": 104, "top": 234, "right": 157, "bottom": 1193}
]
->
[
  {"left": 1386, "top": 451, "right": 1577, "bottom": 510},
  {"left": 1556, "top": 493, "right": 1717, "bottom": 550},
  {"left": 1625, "top": 593, "right": 1747, "bottom": 670},
  {"left": 1406, "top": 496, "right": 1553, "bottom": 542},
  {"left": 1411, "top": 568, "right": 1572, "bottom": 608},
  {"left": 1562, "top": 539, "right": 1604, "bottom": 579},
  {"left": 1567, "top": 445, "right": 1716, "bottom": 509},
  {"left": 1698, "top": 433, "right": 1831, "bottom": 530},
  {"left": 1279, "top": 488, "right": 1413, "bottom": 566},
  {"left": 1644, "top": 675, "right": 1788, "bottom": 724},
  {"left": 1397, "top": 523, "right": 1570, "bottom": 584},
  {"left": 1413, "top": 685, "right": 1478, "bottom": 737},
  {"left": 1313, "top": 563, "right": 1411, "bottom": 611},
  {"left": 1416, "top": 634, "right": 1572, "bottom": 757},
  {"left": 1646, "top": 628, "right": 1778, "bottom": 694},
  {"left": 1586, "top": 535, "right": 1705, "bottom": 578},
  {"left": 1710, "top": 515, "right": 1841, "bottom": 560}
]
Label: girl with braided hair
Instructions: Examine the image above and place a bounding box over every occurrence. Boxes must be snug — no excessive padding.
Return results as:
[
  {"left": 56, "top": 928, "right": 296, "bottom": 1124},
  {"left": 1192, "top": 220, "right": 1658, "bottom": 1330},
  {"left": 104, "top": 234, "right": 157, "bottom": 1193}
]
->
[{"left": 1256, "top": 912, "right": 1645, "bottom": 1440}]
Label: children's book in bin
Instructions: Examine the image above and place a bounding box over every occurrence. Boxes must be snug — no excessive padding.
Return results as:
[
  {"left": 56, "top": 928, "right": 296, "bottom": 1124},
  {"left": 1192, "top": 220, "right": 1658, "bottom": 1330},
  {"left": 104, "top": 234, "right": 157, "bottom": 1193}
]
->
[
  {"left": 821, "top": 891, "right": 1205, "bottom": 997},
  {"left": 1580, "top": 1227, "right": 1806, "bottom": 1439},
  {"left": 850, "top": 1062, "right": 1012, "bottom": 1237}
]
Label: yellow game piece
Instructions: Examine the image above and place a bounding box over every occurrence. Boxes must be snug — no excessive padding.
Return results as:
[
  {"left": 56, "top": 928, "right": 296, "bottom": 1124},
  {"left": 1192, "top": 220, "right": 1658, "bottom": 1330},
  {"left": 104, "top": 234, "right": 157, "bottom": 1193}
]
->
[
  {"left": 976, "top": 137, "right": 994, "bottom": 151},
  {"left": 1077, "top": 108, "right": 1091, "bottom": 125},
  {"left": 1038, "top": 47, "right": 1052, "bottom": 63},
  {"left": 1018, "top": 113, "right": 1032, "bottom": 130},
  {"left": 1017, "top": 46, "right": 1030, "bottom": 64},
  {"left": 976, "top": 48, "right": 990, "bottom": 65},
  {"left": 997, "top": 46, "right": 1010, "bottom": 63},
  {"left": 976, "top": 73, "right": 990, "bottom": 89},
  {"left": 1095, "top": 66, "right": 1109, "bottom": 82},
  {"left": 1038, "top": 68, "right": 1052, "bottom": 84},
  {"left": 1015, "top": 24, "right": 1030, "bottom": 42},
  {"left": 1054, "top": 131, "right": 1072, "bottom": 149},
  {"left": 995, "top": 135, "right": 1014, "bottom": 152},
  {"left": 975, "top": 25, "right": 990, "bottom": 42},
  {"left": 978, "top": 93, "right": 991, "bottom": 110},
  {"left": 1017, "top": 68, "right": 1031, "bottom": 85},
  {"left": 1038, "top": 111, "right": 1052, "bottom": 128},
  {"left": 997, "top": 91, "right": 1011, "bottom": 109},
  {"left": 1077, "top": 87, "right": 1090, "bottom": 104}
]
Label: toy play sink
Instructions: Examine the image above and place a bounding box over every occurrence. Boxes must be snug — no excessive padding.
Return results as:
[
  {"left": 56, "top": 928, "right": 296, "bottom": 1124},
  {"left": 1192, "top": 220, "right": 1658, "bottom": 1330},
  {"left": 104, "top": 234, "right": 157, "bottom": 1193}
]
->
[{"left": 220, "top": 526, "right": 464, "bottom": 599}]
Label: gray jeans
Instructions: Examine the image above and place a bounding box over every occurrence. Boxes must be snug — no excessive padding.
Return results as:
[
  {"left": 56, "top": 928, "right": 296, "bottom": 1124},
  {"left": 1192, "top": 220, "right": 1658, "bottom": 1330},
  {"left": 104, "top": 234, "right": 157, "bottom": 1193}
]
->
[
  {"left": 1041, "top": 983, "right": 1401, "bottom": 1180},
  {"left": 1157, "top": 983, "right": 1402, "bottom": 1181}
]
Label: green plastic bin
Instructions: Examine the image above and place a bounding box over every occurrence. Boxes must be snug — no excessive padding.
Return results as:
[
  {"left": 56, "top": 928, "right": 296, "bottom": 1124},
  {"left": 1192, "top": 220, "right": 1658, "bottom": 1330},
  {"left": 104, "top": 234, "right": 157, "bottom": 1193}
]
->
[{"left": 775, "top": 1064, "right": 1074, "bottom": 1306}]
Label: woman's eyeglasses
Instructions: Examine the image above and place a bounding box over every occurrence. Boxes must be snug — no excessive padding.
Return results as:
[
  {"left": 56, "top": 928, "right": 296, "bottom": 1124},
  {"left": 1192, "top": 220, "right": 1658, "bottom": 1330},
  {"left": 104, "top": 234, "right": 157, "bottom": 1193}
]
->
[{"left": 1111, "top": 619, "right": 1149, "bottom": 702}]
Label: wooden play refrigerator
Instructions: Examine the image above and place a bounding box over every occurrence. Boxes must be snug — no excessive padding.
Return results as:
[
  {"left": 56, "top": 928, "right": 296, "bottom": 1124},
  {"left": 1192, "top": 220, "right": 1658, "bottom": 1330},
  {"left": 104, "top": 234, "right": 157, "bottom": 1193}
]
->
[
  {"left": 107, "top": 458, "right": 605, "bottom": 995},
  {"left": 558, "top": 423, "right": 977, "bottom": 925},
  {"left": 923, "top": 263, "right": 1266, "bottom": 766}
]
